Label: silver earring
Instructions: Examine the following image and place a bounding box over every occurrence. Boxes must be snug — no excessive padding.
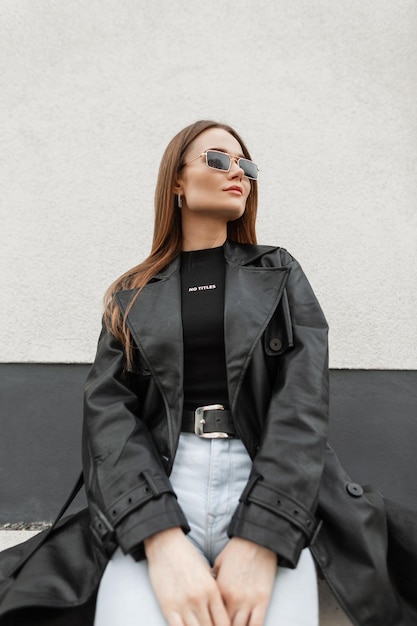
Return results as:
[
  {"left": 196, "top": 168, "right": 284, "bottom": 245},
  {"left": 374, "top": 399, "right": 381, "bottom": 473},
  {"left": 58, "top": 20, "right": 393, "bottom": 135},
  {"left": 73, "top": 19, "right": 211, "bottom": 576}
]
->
[{"left": 177, "top": 194, "right": 182, "bottom": 208}]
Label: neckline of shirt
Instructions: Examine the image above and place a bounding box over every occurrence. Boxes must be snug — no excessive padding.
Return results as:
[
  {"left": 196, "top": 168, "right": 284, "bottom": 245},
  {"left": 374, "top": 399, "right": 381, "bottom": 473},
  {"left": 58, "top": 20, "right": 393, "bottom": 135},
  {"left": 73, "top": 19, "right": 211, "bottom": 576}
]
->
[{"left": 181, "top": 245, "right": 225, "bottom": 264}]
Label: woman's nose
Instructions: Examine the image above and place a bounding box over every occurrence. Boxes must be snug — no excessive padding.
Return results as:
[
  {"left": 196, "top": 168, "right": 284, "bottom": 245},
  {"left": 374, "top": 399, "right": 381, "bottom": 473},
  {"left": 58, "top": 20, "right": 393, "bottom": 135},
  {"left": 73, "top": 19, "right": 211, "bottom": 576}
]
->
[{"left": 228, "top": 157, "right": 244, "bottom": 179}]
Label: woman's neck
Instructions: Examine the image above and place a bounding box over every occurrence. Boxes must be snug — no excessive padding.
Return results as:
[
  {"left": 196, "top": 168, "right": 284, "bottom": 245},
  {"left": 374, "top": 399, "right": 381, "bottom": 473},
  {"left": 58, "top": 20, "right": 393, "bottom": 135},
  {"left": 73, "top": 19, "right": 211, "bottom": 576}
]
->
[{"left": 181, "top": 217, "right": 227, "bottom": 252}]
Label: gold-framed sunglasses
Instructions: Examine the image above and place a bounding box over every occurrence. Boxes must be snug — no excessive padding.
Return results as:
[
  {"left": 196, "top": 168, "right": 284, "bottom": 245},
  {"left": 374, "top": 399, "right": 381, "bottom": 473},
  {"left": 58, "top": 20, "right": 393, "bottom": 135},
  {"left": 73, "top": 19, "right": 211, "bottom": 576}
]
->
[{"left": 185, "top": 150, "right": 259, "bottom": 180}]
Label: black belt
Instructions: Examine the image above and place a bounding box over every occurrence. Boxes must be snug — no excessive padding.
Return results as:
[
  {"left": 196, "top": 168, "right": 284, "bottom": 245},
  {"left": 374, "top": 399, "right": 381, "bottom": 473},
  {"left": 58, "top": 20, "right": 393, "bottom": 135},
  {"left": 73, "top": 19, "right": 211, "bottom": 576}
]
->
[{"left": 181, "top": 404, "right": 237, "bottom": 438}]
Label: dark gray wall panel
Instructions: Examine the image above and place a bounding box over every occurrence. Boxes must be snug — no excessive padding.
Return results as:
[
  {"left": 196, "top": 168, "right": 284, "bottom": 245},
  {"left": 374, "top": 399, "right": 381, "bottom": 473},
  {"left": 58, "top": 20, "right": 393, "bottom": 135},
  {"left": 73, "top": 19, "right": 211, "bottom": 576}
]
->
[
  {"left": 1, "top": 365, "right": 416, "bottom": 521},
  {"left": 0, "top": 364, "right": 90, "bottom": 523}
]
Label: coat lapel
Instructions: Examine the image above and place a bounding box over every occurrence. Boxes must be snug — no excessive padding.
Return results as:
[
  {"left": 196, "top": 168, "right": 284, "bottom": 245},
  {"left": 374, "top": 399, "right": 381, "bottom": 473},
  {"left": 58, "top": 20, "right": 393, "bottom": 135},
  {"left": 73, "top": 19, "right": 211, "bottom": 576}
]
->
[
  {"left": 116, "top": 258, "right": 183, "bottom": 429},
  {"left": 224, "top": 257, "right": 290, "bottom": 410}
]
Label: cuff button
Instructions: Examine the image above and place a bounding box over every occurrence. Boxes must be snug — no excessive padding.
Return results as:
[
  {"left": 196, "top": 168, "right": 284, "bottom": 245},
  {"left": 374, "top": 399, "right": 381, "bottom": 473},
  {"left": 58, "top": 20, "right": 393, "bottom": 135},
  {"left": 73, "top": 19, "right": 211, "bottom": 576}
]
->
[{"left": 346, "top": 482, "right": 363, "bottom": 497}]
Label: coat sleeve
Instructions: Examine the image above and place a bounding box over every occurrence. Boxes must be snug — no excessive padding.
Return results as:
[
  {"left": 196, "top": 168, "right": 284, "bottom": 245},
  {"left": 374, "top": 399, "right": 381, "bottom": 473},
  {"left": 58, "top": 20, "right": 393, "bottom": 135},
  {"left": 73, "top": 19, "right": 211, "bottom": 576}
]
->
[
  {"left": 228, "top": 250, "right": 329, "bottom": 568},
  {"left": 82, "top": 322, "right": 189, "bottom": 560}
]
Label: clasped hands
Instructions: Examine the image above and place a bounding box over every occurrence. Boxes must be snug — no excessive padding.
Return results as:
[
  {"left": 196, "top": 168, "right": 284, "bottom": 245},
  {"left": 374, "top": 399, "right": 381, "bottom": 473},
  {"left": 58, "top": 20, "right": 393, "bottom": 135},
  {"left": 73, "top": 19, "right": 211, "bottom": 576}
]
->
[{"left": 144, "top": 527, "right": 277, "bottom": 626}]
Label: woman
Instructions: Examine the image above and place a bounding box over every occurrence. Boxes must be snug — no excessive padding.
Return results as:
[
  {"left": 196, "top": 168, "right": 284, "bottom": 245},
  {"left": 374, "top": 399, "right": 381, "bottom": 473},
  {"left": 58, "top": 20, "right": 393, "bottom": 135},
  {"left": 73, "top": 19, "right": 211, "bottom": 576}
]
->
[
  {"left": 83, "top": 120, "right": 329, "bottom": 626},
  {"left": 0, "top": 121, "right": 415, "bottom": 626}
]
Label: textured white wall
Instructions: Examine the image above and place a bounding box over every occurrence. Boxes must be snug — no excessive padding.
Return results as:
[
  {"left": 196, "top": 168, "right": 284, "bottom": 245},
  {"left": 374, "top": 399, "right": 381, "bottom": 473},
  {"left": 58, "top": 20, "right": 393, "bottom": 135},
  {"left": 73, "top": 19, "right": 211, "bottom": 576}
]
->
[{"left": 1, "top": 0, "right": 416, "bottom": 368}]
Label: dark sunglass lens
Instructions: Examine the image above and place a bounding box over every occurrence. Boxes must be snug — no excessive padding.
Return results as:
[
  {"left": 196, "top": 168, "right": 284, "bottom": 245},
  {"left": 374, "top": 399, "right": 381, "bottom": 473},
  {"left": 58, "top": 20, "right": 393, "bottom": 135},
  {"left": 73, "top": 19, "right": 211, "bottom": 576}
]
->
[
  {"left": 206, "top": 151, "right": 230, "bottom": 171},
  {"left": 239, "top": 158, "right": 258, "bottom": 180}
]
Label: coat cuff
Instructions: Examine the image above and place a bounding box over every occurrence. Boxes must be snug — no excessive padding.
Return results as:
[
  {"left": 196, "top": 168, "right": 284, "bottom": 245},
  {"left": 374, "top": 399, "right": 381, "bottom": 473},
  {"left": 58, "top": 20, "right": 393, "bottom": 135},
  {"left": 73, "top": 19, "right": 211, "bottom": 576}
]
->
[
  {"left": 227, "top": 478, "right": 318, "bottom": 568},
  {"left": 89, "top": 471, "right": 190, "bottom": 560},
  {"left": 116, "top": 494, "right": 190, "bottom": 560}
]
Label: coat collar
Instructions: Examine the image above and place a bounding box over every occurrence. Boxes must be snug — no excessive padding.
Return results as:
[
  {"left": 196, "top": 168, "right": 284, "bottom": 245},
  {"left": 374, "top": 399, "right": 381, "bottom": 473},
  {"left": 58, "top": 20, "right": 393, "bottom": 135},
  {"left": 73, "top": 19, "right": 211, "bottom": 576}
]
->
[
  {"left": 151, "top": 240, "right": 286, "bottom": 278},
  {"left": 116, "top": 242, "right": 290, "bottom": 430}
]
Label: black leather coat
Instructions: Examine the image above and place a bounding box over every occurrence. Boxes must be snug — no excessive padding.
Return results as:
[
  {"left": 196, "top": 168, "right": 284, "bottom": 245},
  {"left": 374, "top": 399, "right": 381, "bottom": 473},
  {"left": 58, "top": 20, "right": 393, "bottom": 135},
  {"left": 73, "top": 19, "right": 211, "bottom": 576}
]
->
[{"left": 1, "top": 242, "right": 416, "bottom": 626}]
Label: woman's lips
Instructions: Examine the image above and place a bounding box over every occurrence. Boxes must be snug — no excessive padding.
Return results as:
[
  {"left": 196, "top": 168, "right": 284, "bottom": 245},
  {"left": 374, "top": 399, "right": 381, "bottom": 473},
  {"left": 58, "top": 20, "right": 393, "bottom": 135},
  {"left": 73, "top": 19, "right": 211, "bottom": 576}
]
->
[{"left": 224, "top": 186, "right": 243, "bottom": 195}]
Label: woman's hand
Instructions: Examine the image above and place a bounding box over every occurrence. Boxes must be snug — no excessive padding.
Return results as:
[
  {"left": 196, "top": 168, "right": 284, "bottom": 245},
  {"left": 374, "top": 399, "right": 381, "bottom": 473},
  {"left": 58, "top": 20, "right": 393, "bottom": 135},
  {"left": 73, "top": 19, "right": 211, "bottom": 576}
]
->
[
  {"left": 144, "top": 527, "right": 231, "bottom": 626},
  {"left": 213, "top": 537, "right": 278, "bottom": 626}
]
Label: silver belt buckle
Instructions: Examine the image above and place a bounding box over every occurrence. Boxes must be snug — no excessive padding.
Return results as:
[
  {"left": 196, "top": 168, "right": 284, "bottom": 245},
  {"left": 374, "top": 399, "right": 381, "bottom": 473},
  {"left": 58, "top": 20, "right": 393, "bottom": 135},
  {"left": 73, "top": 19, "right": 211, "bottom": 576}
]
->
[{"left": 194, "top": 404, "right": 230, "bottom": 439}]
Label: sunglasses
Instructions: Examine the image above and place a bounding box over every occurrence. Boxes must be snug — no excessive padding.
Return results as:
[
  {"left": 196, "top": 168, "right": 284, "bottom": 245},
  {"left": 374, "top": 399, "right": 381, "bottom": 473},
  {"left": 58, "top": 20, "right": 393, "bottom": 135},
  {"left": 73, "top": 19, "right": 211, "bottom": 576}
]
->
[{"left": 185, "top": 150, "right": 259, "bottom": 180}]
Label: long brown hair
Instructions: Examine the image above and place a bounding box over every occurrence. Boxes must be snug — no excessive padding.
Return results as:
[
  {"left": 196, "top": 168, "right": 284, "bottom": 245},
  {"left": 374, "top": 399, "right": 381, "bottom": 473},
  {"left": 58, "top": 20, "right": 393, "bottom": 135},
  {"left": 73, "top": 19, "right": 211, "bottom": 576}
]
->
[{"left": 104, "top": 120, "right": 258, "bottom": 367}]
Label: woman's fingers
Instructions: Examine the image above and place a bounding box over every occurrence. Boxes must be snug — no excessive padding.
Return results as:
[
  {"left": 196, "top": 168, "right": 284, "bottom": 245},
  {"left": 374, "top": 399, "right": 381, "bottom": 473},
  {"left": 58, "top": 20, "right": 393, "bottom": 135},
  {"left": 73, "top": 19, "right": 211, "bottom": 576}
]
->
[
  {"left": 209, "top": 592, "right": 232, "bottom": 626},
  {"left": 144, "top": 527, "right": 230, "bottom": 626},
  {"left": 215, "top": 537, "right": 277, "bottom": 626},
  {"left": 164, "top": 585, "right": 229, "bottom": 626}
]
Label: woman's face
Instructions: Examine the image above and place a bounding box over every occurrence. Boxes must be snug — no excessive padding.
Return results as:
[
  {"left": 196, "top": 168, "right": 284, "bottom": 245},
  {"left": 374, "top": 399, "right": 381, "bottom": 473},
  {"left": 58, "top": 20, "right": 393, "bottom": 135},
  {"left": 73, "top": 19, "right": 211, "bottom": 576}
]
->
[{"left": 175, "top": 128, "right": 251, "bottom": 222}]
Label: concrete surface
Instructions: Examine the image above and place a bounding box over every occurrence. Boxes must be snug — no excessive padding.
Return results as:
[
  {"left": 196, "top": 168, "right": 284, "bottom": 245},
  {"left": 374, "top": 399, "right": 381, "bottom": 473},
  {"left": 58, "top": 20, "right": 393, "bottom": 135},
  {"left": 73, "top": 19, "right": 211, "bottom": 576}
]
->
[
  {"left": 0, "top": 530, "right": 39, "bottom": 551},
  {"left": 0, "top": 531, "right": 353, "bottom": 624}
]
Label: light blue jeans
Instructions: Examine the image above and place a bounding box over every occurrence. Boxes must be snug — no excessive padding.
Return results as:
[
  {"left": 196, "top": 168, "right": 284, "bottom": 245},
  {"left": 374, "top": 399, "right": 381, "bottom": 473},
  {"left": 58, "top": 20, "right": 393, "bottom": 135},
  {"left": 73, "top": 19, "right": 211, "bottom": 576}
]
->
[{"left": 94, "top": 434, "right": 318, "bottom": 625}]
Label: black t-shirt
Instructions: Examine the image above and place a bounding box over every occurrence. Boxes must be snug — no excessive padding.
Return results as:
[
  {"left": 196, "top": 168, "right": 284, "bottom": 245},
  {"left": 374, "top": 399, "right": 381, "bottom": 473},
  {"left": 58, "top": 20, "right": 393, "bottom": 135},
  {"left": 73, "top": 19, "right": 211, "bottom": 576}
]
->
[{"left": 180, "top": 245, "right": 229, "bottom": 410}]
